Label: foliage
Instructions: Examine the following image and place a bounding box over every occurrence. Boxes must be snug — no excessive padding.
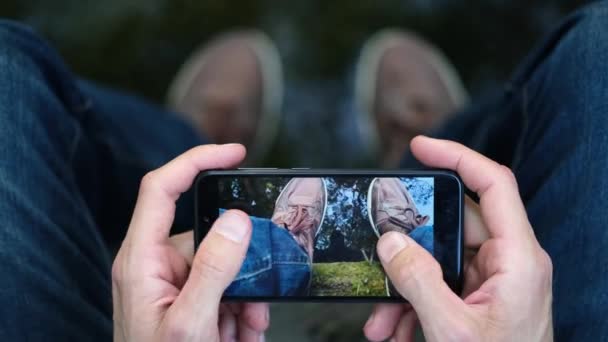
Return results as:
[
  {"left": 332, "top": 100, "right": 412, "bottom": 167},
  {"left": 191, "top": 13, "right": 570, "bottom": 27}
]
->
[
  {"left": 311, "top": 261, "right": 386, "bottom": 297},
  {"left": 401, "top": 177, "right": 433, "bottom": 205}
]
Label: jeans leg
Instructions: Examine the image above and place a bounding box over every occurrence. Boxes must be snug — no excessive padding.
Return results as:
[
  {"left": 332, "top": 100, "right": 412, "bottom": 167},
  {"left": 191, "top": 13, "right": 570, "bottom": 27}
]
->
[
  {"left": 0, "top": 21, "right": 112, "bottom": 340},
  {"left": 225, "top": 216, "right": 311, "bottom": 297},
  {"left": 508, "top": 4, "right": 608, "bottom": 339},
  {"left": 403, "top": 2, "right": 608, "bottom": 339},
  {"left": 0, "top": 20, "right": 204, "bottom": 339}
]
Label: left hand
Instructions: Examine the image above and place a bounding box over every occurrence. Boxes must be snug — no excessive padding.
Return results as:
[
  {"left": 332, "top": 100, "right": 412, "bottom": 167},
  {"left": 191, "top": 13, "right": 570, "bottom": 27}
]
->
[{"left": 112, "top": 144, "right": 269, "bottom": 342}]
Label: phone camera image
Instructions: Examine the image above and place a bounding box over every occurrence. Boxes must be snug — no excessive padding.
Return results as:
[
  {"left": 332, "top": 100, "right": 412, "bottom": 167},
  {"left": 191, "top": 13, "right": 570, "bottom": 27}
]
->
[{"left": 216, "top": 176, "right": 434, "bottom": 299}]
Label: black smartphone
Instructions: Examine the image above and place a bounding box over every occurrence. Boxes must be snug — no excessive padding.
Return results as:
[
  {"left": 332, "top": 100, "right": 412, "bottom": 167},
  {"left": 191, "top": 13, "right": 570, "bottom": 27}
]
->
[{"left": 194, "top": 169, "right": 463, "bottom": 302}]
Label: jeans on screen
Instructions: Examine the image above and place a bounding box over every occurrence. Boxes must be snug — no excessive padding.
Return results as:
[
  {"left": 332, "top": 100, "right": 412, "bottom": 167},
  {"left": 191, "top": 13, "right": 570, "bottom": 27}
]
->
[
  {"left": 224, "top": 215, "right": 311, "bottom": 297},
  {"left": 1, "top": 1, "right": 608, "bottom": 339}
]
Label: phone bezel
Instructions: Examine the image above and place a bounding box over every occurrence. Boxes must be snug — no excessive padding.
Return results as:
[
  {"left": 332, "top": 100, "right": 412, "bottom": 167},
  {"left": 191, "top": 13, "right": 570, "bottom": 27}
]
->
[{"left": 194, "top": 169, "right": 463, "bottom": 302}]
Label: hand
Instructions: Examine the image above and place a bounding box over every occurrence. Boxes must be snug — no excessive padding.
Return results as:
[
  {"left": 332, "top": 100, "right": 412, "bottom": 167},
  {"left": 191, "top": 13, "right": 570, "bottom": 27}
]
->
[
  {"left": 112, "top": 144, "right": 269, "bottom": 342},
  {"left": 364, "top": 136, "right": 553, "bottom": 342}
]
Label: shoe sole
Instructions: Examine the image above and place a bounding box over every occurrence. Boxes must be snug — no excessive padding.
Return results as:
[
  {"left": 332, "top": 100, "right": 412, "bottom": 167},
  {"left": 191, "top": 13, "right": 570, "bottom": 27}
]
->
[
  {"left": 354, "top": 29, "right": 469, "bottom": 157},
  {"left": 367, "top": 177, "right": 381, "bottom": 238},
  {"left": 166, "top": 30, "right": 283, "bottom": 163}
]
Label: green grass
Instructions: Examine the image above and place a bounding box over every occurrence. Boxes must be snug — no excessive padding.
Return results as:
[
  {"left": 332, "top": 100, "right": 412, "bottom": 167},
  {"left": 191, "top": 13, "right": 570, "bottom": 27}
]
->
[{"left": 311, "top": 261, "right": 386, "bottom": 297}]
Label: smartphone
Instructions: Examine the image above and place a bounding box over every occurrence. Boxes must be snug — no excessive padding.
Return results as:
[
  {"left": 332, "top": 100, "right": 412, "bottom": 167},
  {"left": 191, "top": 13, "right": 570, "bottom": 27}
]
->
[{"left": 194, "top": 169, "right": 463, "bottom": 302}]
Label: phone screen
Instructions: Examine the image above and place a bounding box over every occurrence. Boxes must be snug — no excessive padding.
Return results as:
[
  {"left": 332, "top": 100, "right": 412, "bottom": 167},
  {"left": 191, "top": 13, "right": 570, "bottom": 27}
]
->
[{"left": 195, "top": 170, "right": 462, "bottom": 301}]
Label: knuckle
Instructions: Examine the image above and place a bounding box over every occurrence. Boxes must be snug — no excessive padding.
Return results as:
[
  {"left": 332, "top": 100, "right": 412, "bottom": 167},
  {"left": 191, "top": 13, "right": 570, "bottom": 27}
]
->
[
  {"left": 393, "top": 251, "right": 442, "bottom": 289},
  {"left": 191, "top": 247, "right": 228, "bottom": 283},
  {"left": 537, "top": 249, "right": 554, "bottom": 279},
  {"left": 498, "top": 165, "right": 518, "bottom": 185},
  {"left": 162, "top": 319, "right": 191, "bottom": 341},
  {"left": 448, "top": 323, "right": 477, "bottom": 342},
  {"left": 111, "top": 258, "right": 124, "bottom": 284},
  {"left": 139, "top": 171, "right": 159, "bottom": 193}
]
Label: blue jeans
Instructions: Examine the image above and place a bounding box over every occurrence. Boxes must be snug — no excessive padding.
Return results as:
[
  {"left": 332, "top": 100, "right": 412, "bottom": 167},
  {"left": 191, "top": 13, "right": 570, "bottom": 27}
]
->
[
  {"left": 225, "top": 216, "right": 311, "bottom": 297},
  {"left": 0, "top": 0, "right": 607, "bottom": 339}
]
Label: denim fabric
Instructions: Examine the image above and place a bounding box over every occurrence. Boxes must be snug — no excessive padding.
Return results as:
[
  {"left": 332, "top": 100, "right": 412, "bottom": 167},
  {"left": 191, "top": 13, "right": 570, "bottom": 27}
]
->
[
  {"left": 403, "top": 1, "right": 608, "bottom": 339},
  {"left": 225, "top": 215, "right": 311, "bottom": 297},
  {"left": 0, "top": 20, "right": 203, "bottom": 340},
  {"left": 409, "top": 225, "right": 433, "bottom": 255}
]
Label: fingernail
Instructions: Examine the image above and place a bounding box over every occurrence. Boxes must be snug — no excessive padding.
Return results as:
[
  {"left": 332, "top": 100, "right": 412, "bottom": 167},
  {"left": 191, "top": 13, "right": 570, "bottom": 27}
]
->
[
  {"left": 213, "top": 211, "right": 249, "bottom": 243},
  {"left": 259, "top": 333, "right": 265, "bottom": 342},
  {"left": 265, "top": 307, "right": 269, "bottom": 323},
  {"left": 364, "top": 311, "right": 375, "bottom": 329},
  {"left": 378, "top": 232, "right": 409, "bottom": 262}
]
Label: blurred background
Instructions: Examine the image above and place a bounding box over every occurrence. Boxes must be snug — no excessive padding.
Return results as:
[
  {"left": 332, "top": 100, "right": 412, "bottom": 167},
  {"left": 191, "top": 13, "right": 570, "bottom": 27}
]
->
[{"left": 0, "top": 0, "right": 589, "bottom": 340}]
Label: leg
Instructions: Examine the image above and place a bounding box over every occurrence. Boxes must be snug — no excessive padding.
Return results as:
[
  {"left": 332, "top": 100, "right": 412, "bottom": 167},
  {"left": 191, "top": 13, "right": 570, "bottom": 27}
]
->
[
  {"left": 0, "top": 20, "right": 202, "bottom": 339},
  {"left": 407, "top": 3, "right": 608, "bottom": 338},
  {"left": 509, "top": 4, "right": 608, "bottom": 339},
  {"left": 0, "top": 21, "right": 112, "bottom": 340},
  {"left": 225, "top": 216, "right": 311, "bottom": 296}
]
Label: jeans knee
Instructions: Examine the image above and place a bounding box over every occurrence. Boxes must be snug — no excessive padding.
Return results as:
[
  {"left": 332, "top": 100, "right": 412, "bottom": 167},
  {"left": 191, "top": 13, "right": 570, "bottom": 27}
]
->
[
  {"left": 525, "top": 2, "right": 608, "bottom": 125},
  {"left": 559, "top": 2, "right": 608, "bottom": 71},
  {"left": 562, "top": 4, "right": 608, "bottom": 126},
  {"left": 0, "top": 20, "right": 50, "bottom": 70},
  {"left": 0, "top": 20, "right": 85, "bottom": 160},
  {"left": 0, "top": 20, "right": 84, "bottom": 125},
  {"left": 0, "top": 21, "right": 59, "bottom": 103}
]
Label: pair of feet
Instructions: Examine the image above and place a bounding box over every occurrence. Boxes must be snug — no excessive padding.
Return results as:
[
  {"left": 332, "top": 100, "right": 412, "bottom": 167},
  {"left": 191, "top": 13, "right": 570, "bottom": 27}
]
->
[
  {"left": 269, "top": 177, "right": 429, "bottom": 262},
  {"left": 167, "top": 29, "right": 467, "bottom": 167}
]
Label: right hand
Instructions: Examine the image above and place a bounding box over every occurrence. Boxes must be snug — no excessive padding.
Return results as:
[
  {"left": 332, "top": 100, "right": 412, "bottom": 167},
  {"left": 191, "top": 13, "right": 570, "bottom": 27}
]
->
[{"left": 364, "top": 136, "right": 553, "bottom": 341}]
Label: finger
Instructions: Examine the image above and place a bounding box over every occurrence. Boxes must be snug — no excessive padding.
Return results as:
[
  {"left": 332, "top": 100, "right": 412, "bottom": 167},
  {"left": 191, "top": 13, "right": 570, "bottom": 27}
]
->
[
  {"left": 128, "top": 144, "right": 246, "bottom": 246},
  {"left": 240, "top": 303, "right": 270, "bottom": 332},
  {"left": 219, "top": 312, "right": 237, "bottom": 342},
  {"left": 227, "top": 302, "right": 242, "bottom": 315},
  {"left": 377, "top": 232, "right": 467, "bottom": 330},
  {"left": 464, "top": 196, "right": 489, "bottom": 248},
  {"left": 169, "top": 231, "right": 195, "bottom": 267},
  {"left": 220, "top": 303, "right": 230, "bottom": 315},
  {"left": 238, "top": 317, "right": 265, "bottom": 342},
  {"left": 410, "top": 136, "right": 532, "bottom": 241},
  {"left": 363, "top": 304, "right": 404, "bottom": 341},
  {"left": 392, "top": 309, "right": 418, "bottom": 342},
  {"left": 169, "top": 210, "right": 252, "bottom": 329}
]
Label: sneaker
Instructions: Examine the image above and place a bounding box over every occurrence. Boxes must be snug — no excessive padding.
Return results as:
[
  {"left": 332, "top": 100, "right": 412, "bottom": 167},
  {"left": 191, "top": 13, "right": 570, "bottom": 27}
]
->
[
  {"left": 355, "top": 29, "right": 468, "bottom": 167},
  {"left": 367, "top": 177, "right": 430, "bottom": 296},
  {"left": 367, "top": 177, "right": 429, "bottom": 238},
  {"left": 271, "top": 178, "right": 328, "bottom": 261},
  {"left": 167, "top": 30, "right": 283, "bottom": 164}
]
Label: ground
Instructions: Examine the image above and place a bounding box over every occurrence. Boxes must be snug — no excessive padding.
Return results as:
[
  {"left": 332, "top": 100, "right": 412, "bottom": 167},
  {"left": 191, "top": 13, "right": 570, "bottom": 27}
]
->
[{"left": 311, "top": 261, "right": 386, "bottom": 297}]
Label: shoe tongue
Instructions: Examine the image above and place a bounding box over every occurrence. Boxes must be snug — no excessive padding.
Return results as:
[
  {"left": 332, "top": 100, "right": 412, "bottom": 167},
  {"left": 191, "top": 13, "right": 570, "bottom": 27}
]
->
[
  {"left": 289, "top": 195, "right": 316, "bottom": 206},
  {"left": 381, "top": 91, "right": 411, "bottom": 121}
]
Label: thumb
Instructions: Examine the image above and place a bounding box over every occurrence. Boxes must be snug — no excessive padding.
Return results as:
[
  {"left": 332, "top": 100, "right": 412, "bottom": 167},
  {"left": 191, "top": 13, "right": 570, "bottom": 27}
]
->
[
  {"left": 377, "top": 232, "right": 468, "bottom": 334},
  {"left": 168, "top": 210, "right": 252, "bottom": 330}
]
